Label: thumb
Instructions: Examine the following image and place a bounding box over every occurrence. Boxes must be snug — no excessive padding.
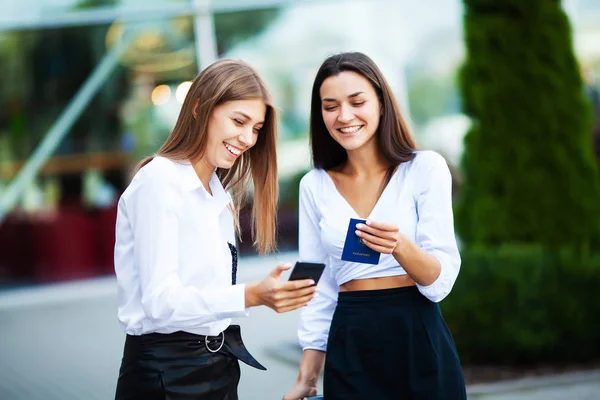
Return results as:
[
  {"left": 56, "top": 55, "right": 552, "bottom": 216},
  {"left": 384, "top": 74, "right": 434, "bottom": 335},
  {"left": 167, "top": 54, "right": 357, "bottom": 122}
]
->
[{"left": 269, "top": 263, "right": 291, "bottom": 279}]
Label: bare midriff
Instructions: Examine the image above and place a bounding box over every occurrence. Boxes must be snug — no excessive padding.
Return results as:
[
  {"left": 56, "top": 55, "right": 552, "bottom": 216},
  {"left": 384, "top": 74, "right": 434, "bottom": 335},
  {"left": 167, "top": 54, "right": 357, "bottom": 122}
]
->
[{"left": 339, "top": 274, "right": 416, "bottom": 292}]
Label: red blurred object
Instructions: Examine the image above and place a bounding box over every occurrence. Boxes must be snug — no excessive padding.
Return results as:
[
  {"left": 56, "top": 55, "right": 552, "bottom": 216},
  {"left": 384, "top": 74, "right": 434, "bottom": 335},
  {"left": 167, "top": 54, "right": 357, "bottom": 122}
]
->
[
  {"left": 0, "top": 214, "right": 35, "bottom": 281},
  {"left": 31, "top": 206, "right": 100, "bottom": 282},
  {"left": 95, "top": 204, "right": 118, "bottom": 276}
]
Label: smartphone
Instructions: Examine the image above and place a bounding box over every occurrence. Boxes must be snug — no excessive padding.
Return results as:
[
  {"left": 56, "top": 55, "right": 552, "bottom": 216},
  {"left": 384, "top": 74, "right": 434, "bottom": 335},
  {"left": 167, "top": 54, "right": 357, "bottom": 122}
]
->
[{"left": 288, "top": 261, "right": 326, "bottom": 284}]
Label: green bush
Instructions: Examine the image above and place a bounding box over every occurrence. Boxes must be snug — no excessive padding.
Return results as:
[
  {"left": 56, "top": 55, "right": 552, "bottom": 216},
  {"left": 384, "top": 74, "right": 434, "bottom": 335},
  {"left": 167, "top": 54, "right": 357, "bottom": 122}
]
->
[
  {"left": 456, "top": 0, "right": 600, "bottom": 248},
  {"left": 442, "top": 245, "right": 600, "bottom": 364}
]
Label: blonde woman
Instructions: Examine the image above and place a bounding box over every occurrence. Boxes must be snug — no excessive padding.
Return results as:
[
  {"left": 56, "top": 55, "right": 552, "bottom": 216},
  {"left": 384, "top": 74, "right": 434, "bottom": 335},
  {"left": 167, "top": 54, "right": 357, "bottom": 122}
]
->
[{"left": 114, "top": 59, "right": 316, "bottom": 400}]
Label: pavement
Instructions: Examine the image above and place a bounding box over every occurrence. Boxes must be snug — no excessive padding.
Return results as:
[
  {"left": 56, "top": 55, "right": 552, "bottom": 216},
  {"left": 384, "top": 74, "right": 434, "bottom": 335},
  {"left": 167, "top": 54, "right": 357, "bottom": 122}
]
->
[{"left": 0, "top": 251, "right": 598, "bottom": 400}]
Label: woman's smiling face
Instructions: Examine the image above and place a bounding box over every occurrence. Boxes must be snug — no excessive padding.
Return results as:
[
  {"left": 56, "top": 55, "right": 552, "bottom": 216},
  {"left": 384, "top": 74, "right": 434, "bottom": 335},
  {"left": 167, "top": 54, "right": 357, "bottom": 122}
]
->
[
  {"left": 202, "top": 98, "right": 266, "bottom": 170},
  {"left": 320, "top": 71, "right": 381, "bottom": 152}
]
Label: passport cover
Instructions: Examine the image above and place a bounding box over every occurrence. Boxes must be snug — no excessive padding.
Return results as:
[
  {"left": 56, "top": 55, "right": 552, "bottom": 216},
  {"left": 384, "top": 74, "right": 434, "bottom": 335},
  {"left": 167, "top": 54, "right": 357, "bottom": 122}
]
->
[{"left": 341, "top": 218, "right": 381, "bottom": 265}]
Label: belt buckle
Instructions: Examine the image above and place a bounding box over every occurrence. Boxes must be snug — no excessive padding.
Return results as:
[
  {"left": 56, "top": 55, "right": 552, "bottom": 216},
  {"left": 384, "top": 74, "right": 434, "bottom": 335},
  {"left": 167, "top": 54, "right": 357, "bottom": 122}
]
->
[{"left": 204, "top": 331, "right": 225, "bottom": 353}]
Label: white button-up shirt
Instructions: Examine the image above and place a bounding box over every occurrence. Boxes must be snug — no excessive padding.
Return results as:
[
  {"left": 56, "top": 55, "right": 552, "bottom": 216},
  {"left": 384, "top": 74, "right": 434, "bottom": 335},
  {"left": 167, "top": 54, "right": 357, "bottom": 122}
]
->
[
  {"left": 298, "top": 151, "right": 461, "bottom": 351},
  {"left": 114, "top": 156, "right": 248, "bottom": 336}
]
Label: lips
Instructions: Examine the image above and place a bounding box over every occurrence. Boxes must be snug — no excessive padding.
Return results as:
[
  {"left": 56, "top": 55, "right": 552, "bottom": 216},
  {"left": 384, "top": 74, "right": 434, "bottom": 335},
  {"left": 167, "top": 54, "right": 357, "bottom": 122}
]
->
[{"left": 337, "top": 125, "right": 363, "bottom": 134}]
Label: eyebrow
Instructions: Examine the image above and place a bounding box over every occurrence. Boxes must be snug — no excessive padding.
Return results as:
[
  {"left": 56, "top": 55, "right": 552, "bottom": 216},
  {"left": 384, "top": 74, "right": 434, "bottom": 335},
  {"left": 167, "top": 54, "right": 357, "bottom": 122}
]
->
[
  {"left": 322, "top": 91, "right": 365, "bottom": 102},
  {"left": 233, "top": 111, "right": 264, "bottom": 124}
]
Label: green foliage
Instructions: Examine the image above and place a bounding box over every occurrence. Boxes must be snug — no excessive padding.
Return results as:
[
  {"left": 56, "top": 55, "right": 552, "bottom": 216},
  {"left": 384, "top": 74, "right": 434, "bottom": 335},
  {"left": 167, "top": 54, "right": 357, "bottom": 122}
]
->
[
  {"left": 73, "top": 0, "right": 116, "bottom": 9},
  {"left": 214, "top": 8, "right": 280, "bottom": 55},
  {"left": 456, "top": 0, "right": 600, "bottom": 247},
  {"left": 441, "top": 245, "right": 600, "bottom": 364}
]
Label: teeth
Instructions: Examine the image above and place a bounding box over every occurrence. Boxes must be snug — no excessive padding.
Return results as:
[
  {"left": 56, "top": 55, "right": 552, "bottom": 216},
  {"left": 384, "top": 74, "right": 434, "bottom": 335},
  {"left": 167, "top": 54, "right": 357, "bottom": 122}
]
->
[
  {"left": 340, "top": 125, "right": 362, "bottom": 134},
  {"left": 224, "top": 143, "right": 241, "bottom": 156}
]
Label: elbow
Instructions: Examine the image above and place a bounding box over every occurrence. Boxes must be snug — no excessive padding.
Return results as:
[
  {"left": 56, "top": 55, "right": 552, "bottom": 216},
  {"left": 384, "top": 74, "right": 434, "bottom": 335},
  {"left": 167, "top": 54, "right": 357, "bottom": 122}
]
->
[
  {"left": 425, "top": 289, "right": 451, "bottom": 303},
  {"left": 418, "top": 259, "right": 443, "bottom": 287},
  {"left": 417, "top": 253, "right": 460, "bottom": 303},
  {"left": 141, "top": 288, "right": 174, "bottom": 324},
  {"left": 418, "top": 281, "right": 453, "bottom": 303}
]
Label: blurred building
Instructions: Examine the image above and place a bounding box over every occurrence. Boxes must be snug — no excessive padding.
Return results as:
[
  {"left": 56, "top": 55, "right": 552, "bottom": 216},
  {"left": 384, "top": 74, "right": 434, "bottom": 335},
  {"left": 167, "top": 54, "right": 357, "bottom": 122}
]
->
[{"left": 1, "top": 0, "right": 598, "bottom": 286}]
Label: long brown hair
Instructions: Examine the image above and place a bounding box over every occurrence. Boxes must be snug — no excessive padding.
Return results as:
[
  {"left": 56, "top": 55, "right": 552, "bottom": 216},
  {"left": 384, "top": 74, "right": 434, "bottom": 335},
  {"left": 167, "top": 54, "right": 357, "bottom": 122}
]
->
[
  {"left": 309, "top": 52, "right": 416, "bottom": 176},
  {"left": 139, "top": 59, "right": 278, "bottom": 255}
]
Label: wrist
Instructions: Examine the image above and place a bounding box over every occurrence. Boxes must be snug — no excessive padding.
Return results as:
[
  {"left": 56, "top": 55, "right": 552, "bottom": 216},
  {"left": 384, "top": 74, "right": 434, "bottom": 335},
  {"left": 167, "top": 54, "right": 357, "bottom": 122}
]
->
[
  {"left": 392, "top": 234, "right": 411, "bottom": 259},
  {"left": 297, "top": 349, "right": 325, "bottom": 384},
  {"left": 297, "top": 370, "right": 319, "bottom": 386},
  {"left": 244, "top": 282, "right": 261, "bottom": 308}
]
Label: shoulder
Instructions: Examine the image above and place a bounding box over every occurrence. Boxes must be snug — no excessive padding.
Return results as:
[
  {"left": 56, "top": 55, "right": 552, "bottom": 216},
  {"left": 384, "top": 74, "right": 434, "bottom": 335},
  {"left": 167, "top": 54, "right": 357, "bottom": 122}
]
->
[
  {"left": 409, "top": 150, "right": 450, "bottom": 176},
  {"left": 136, "top": 156, "right": 183, "bottom": 188},
  {"left": 407, "top": 151, "right": 453, "bottom": 196},
  {"left": 299, "top": 168, "right": 325, "bottom": 191},
  {"left": 140, "top": 156, "right": 180, "bottom": 181},
  {"left": 412, "top": 150, "right": 448, "bottom": 169},
  {"left": 124, "top": 156, "right": 183, "bottom": 200}
]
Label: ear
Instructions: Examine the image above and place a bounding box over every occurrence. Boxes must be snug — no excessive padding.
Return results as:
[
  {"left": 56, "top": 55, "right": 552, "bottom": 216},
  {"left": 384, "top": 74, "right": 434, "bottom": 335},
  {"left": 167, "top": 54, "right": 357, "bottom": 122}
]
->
[{"left": 192, "top": 99, "right": 200, "bottom": 120}]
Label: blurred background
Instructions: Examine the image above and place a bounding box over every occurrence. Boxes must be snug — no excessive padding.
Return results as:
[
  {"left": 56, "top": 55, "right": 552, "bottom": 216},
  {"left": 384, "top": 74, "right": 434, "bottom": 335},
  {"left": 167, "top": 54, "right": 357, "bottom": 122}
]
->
[{"left": 0, "top": 0, "right": 599, "bottom": 399}]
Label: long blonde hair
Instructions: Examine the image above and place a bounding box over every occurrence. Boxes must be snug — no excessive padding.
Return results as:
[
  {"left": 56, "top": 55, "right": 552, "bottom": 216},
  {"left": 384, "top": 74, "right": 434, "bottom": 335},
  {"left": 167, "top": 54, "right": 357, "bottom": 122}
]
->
[{"left": 139, "top": 59, "right": 278, "bottom": 255}]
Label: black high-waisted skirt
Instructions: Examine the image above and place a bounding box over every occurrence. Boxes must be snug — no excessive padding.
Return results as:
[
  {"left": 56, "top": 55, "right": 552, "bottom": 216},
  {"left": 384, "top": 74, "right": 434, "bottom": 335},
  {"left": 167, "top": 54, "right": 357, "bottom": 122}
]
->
[
  {"left": 324, "top": 286, "right": 466, "bottom": 400},
  {"left": 115, "top": 325, "right": 265, "bottom": 400}
]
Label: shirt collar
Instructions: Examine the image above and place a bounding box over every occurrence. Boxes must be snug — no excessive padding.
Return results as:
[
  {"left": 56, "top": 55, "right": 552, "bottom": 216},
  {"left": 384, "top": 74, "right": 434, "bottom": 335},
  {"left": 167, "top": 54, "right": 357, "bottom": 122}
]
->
[
  {"left": 207, "top": 171, "right": 232, "bottom": 212},
  {"left": 176, "top": 161, "right": 231, "bottom": 212}
]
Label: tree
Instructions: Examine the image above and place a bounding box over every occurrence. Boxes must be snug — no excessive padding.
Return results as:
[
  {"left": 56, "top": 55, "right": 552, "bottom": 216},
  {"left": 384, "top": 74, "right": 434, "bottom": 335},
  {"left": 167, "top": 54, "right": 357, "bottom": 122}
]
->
[{"left": 456, "top": 0, "right": 600, "bottom": 249}]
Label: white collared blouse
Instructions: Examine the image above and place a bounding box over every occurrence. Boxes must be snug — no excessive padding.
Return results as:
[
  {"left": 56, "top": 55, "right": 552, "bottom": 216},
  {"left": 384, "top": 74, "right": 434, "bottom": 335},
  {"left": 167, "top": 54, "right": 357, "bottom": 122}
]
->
[
  {"left": 297, "top": 150, "right": 461, "bottom": 351},
  {"left": 114, "top": 156, "right": 248, "bottom": 337}
]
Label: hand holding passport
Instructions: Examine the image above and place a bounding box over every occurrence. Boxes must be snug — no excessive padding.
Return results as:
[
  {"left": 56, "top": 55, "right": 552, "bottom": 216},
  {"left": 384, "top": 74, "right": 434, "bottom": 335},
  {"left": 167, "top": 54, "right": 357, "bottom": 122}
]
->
[{"left": 341, "top": 218, "right": 381, "bottom": 265}]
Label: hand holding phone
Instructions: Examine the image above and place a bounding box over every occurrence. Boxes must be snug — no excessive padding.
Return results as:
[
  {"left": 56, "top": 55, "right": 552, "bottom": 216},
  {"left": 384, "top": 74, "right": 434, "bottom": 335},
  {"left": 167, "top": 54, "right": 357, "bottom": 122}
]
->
[
  {"left": 246, "top": 263, "right": 317, "bottom": 312},
  {"left": 288, "top": 261, "right": 326, "bottom": 284}
]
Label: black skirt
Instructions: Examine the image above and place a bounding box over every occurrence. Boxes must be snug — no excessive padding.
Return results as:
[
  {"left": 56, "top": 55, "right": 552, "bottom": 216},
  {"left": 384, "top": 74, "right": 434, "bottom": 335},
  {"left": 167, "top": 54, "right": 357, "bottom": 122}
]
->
[
  {"left": 323, "top": 286, "right": 466, "bottom": 400},
  {"left": 115, "top": 325, "right": 265, "bottom": 400}
]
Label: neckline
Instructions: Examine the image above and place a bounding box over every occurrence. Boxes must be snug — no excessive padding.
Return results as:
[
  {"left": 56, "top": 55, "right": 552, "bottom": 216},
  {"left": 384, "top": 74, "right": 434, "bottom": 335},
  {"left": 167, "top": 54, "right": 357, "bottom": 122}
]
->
[{"left": 321, "top": 166, "right": 401, "bottom": 220}]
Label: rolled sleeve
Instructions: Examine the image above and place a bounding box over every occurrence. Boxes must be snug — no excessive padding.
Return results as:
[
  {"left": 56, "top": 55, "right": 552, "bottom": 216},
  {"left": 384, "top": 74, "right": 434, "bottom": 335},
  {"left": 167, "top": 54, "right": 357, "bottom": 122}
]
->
[
  {"left": 299, "top": 266, "right": 338, "bottom": 352},
  {"left": 413, "top": 152, "right": 461, "bottom": 303},
  {"left": 297, "top": 172, "right": 338, "bottom": 352}
]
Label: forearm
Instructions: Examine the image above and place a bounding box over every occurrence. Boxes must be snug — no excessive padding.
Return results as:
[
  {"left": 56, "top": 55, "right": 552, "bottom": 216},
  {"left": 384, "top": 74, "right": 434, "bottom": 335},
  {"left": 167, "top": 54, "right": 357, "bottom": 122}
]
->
[
  {"left": 245, "top": 281, "right": 260, "bottom": 308},
  {"left": 141, "top": 282, "right": 248, "bottom": 328},
  {"left": 296, "top": 349, "right": 326, "bottom": 385},
  {"left": 392, "top": 238, "right": 441, "bottom": 286}
]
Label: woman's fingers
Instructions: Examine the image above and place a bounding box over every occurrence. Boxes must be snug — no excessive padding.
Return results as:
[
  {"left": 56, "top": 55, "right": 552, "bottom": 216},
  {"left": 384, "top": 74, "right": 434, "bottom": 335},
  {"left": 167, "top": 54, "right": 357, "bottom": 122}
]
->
[
  {"left": 356, "top": 223, "right": 397, "bottom": 240},
  {"left": 281, "top": 279, "right": 316, "bottom": 291},
  {"left": 289, "top": 285, "right": 318, "bottom": 298},
  {"left": 364, "top": 219, "right": 398, "bottom": 231},
  {"left": 356, "top": 230, "right": 396, "bottom": 248},
  {"left": 360, "top": 237, "right": 395, "bottom": 254},
  {"left": 274, "top": 294, "right": 315, "bottom": 313},
  {"left": 272, "top": 285, "right": 316, "bottom": 301},
  {"left": 269, "top": 263, "right": 292, "bottom": 279}
]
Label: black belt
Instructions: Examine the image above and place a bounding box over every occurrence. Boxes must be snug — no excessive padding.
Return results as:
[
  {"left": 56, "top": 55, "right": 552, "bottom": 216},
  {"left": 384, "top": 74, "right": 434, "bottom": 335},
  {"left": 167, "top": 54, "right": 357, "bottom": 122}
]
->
[
  {"left": 129, "top": 324, "right": 266, "bottom": 371},
  {"left": 211, "top": 324, "right": 266, "bottom": 371}
]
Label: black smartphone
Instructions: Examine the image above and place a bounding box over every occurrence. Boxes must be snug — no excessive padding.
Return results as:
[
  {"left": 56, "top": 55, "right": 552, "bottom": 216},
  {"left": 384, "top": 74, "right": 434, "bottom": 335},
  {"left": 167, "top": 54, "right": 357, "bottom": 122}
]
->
[{"left": 288, "top": 261, "right": 326, "bottom": 284}]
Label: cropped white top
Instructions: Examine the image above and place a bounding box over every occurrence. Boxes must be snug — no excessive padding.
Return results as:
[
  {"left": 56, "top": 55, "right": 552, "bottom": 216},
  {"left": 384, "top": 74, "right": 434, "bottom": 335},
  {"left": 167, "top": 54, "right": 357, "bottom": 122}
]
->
[{"left": 297, "top": 150, "right": 461, "bottom": 351}]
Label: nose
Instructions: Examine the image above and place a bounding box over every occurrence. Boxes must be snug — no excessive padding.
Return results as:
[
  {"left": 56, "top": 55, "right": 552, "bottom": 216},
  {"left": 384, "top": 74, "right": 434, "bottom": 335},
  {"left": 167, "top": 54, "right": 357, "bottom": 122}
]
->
[
  {"left": 337, "top": 104, "right": 353, "bottom": 124},
  {"left": 238, "top": 128, "right": 254, "bottom": 147}
]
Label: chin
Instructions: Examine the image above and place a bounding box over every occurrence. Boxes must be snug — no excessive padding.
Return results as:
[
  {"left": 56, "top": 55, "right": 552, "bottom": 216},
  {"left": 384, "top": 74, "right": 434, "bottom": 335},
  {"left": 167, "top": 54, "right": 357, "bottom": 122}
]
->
[
  {"left": 336, "top": 139, "right": 369, "bottom": 152},
  {"left": 216, "top": 159, "right": 237, "bottom": 169},
  {"left": 217, "top": 162, "right": 235, "bottom": 170}
]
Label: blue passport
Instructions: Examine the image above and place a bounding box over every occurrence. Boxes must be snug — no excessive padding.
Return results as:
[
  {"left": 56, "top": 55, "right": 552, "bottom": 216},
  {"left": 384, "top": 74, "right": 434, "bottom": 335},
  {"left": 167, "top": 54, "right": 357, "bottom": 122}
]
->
[{"left": 341, "top": 218, "right": 381, "bottom": 265}]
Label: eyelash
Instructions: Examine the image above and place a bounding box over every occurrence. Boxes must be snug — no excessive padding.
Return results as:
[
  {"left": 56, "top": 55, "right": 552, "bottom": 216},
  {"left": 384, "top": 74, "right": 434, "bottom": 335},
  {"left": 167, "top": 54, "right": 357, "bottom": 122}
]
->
[
  {"left": 323, "top": 101, "right": 365, "bottom": 111},
  {"left": 233, "top": 118, "right": 261, "bottom": 134}
]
